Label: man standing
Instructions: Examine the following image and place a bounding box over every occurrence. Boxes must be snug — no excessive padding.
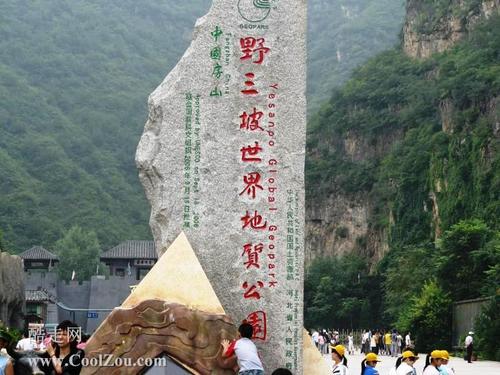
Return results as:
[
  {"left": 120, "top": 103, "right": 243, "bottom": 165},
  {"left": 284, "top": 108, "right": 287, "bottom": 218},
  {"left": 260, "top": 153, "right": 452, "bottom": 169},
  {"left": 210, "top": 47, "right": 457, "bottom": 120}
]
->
[
  {"left": 312, "top": 330, "right": 319, "bottom": 349},
  {"left": 465, "top": 331, "right": 474, "bottom": 363},
  {"left": 405, "top": 332, "right": 411, "bottom": 348},
  {"left": 16, "top": 331, "right": 35, "bottom": 351}
]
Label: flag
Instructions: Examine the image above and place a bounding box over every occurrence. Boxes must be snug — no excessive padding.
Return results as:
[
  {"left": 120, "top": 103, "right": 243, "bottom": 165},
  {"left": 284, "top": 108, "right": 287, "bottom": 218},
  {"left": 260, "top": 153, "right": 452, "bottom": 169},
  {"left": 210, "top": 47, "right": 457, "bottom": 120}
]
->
[{"left": 71, "top": 270, "right": 76, "bottom": 281}]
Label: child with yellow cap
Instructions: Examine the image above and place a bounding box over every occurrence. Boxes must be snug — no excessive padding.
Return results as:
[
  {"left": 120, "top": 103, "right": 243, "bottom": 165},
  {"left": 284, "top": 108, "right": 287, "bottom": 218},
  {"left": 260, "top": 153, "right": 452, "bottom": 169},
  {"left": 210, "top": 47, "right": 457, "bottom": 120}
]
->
[
  {"left": 439, "top": 350, "right": 455, "bottom": 375},
  {"left": 423, "top": 350, "right": 445, "bottom": 375},
  {"left": 395, "top": 350, "right": 418, "bottom": 375},
  {"left": 331, "top": 344, "right": 349, "bottom": 375},
  {"left": 361, "top": 353, "right": 380, "bottom": 375}
]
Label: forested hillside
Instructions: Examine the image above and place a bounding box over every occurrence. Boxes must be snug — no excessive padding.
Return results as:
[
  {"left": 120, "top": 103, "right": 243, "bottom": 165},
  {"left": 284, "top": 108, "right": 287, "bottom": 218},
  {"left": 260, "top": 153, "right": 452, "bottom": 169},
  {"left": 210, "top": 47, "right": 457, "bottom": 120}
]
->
[
  {"left": 0, "top": 0, "right": 211, "bottom": 251},
  {"left": 0, "top": 0, "right": 404, "bottom": 252},
  {"left": 308, "top": 0, "right": 405, "bottom": 113},
  {"left": 305, "top": 0, "right": 499, "bottom": 354}
]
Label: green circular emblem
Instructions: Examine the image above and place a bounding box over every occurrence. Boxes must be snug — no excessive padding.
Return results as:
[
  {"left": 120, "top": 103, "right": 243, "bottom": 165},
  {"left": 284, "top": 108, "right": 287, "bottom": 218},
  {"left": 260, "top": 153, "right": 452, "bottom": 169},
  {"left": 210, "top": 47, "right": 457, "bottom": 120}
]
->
[{"left": 238, "top": 0, "right": 271, "bottom": 23}]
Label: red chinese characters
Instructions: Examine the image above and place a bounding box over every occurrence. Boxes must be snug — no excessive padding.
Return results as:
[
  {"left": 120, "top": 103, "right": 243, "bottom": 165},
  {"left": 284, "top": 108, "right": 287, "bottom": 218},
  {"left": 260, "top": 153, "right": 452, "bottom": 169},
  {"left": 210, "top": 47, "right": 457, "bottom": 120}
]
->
[
  {"left": 240, "top": 108, "right": 264, "bottom": 131},
  {"left": 246, "top": 311, "right": 267, "bottom": 341},
  {"left": 241, "top": 72, "right": 259, "bottom": 95},
  {"left": 241, "top": 210, "right": 267, "bottom": 230},
  {"left": 241, "top": 242, "right": 263, "bottom": 269},
  {"left": 240, "top": 142, "right": 263, "bottom": 162},
  {"left": 239, "top": 172, "right": 263, "bottom": 199},
  {"left": 242, "top": 281, "right": 264, "bottom": 300},
  {"left": 240, "top": 37, "right": 270, "bottom": 64}
]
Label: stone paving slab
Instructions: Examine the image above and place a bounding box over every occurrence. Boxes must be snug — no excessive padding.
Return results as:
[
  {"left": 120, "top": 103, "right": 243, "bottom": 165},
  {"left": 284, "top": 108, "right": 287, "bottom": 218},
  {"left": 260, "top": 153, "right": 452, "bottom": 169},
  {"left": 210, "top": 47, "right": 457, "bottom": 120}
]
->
[{"left": 323, "top": 352, "right": 500, "bottom": 374}]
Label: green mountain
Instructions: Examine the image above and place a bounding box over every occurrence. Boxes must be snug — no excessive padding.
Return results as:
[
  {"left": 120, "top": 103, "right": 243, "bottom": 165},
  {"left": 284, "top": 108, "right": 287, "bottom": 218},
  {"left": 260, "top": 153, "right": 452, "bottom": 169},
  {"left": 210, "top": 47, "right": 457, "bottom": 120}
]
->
[
  {"left": 0, "top": 0, "right": 404, "bottom": 252},
  {"left": 0, "top": 0, "right": 211, "bottom": 251},
  {"left": 308, "top": 0, "right": 405, "bottom": 114},
  {"left": 305, "top": 0, "right": 499, "bottom": 346}
]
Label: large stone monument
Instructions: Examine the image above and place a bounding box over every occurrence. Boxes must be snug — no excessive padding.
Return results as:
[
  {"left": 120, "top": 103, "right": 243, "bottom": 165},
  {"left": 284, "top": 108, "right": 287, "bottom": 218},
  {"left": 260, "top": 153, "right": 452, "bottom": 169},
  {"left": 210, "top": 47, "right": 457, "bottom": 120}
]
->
[{"left": 136, "top": 0, "right": 307, "bottom": 372}]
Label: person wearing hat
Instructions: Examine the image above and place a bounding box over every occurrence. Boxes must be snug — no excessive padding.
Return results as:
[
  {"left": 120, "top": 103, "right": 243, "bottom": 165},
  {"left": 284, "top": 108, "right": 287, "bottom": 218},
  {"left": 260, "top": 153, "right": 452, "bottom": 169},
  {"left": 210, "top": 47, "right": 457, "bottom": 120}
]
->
[
  {"left": 439, "top": 350, "right": 455, "bottom": 374},
  {"left": 423, "top": 350, "right": 445, "bottom": 375},
  {"left": 464, "top": 331, "right": 474, "bottom": 363},
  {"left": 361, "top": 353, "right": 380, "bottom": 375},
  {"left": 395, "top": 350, "right": 418, "bottom": 375},
  {"left": 0, "top": 329, "right": 14, "bottom": 375},
  {"left": 331, "top": 344, "right": 349, "bottom": 375}
]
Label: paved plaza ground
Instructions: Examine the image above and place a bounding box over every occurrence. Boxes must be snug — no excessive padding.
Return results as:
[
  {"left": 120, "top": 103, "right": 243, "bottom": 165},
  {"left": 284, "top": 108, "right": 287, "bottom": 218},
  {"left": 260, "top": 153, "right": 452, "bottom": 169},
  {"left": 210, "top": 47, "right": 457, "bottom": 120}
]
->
[{"left": 323, "top": 351, "right": 500, "bottom": 375}]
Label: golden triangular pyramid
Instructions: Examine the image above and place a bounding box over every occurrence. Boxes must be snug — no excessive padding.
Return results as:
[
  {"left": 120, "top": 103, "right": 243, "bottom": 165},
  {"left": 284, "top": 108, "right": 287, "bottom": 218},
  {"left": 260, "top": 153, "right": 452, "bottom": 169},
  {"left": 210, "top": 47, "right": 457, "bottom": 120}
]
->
[
  {"left": 115, "top": 232, "right": 329, "bottom": 373},
  {"left": 303, "top": 329, "right": 332, "bottom": 374},
  {"left": 122, "top": 231, "right": 224, "bottom": 314}
]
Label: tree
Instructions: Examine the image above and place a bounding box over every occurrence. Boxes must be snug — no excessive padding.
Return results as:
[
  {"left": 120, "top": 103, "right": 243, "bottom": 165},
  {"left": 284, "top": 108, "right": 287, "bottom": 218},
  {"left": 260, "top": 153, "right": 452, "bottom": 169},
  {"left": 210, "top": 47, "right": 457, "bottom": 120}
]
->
[
  {"left": 474, "top": 296, "right": 500, "bottom": 361},
  {"left": 436, "top": 219, "right": 495, "bottom": 301},
  {"left": 397, "top": 280, "right": 452, "bottom": 353},
  {"left": 53, "top": 226, "right": 101, "bottom": 282},
  {"left": 382, "top": 243, "right": 437, "bottom": 323},
  {"left": 305, "top": 255, "right": 379, "bottom": 329}
]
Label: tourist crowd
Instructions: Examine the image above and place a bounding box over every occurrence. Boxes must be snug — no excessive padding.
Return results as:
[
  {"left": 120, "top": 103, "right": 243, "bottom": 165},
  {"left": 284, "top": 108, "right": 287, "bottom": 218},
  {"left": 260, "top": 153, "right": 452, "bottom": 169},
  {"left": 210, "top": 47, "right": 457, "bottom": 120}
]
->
[{"left": 310, "top": 328, "right": 475, "bottom": 375}]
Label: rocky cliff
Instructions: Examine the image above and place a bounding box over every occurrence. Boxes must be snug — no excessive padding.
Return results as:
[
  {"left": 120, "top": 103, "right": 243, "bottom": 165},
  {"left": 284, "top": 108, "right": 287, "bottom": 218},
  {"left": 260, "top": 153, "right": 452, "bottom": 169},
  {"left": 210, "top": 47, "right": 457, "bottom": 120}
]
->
[
  {"left": 305, "top": 0, "right": 499, "bottom": 266},
  {"left": 403, "top": 0, "right": 499, "bottom": 59},
  {"left": 0, "top": 252, "right": 24, "bottom": 328}
]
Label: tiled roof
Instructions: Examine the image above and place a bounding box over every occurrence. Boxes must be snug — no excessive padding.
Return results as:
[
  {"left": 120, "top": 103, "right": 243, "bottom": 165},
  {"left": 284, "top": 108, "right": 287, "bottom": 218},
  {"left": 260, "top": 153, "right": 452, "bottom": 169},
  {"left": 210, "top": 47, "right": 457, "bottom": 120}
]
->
[
  {"left": 19, "top": 246, "right": 59, "bottom": 260},
  {"left": 26, "top": 290, "right": 50, "bottom": 302},
  {"left": 101, "top": 240, "right": 157, "bottom": 260}
]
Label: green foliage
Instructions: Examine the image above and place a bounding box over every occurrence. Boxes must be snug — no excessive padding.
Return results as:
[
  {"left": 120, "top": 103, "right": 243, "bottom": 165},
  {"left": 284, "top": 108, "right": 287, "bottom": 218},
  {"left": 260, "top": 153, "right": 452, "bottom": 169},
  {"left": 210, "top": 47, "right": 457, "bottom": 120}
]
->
[
  {"left": 335, "top": 226, "right": 349, "bottom": 239},
  {"left": 53, "top": 225, "right": 101, "bottom": 282},
  {"left": 474, "top": 296, "right": 500, "bottom": 361},
  {"left": 436, "top": 219, "right": 496, "bottom": 301},
  {"left": 308, "top": 0, "right": 405, "bottom": 114},
  {"left": 306, "top": 13, "right": 499, "bottom": 337},
  {"left": 0, "top": 0, "right": 211, "bottom": 252},
  {"left": 396, "top": 280, "right": 452, "bottom": 353},
  {"left": 413, "top": 0, "right": 484, "bottom": 34},
  {"left": 305, "top": 255, "right": 380, "bottom": 329},
  {"left": 381, "top": 243, "right": 437, "bottom": 323}
]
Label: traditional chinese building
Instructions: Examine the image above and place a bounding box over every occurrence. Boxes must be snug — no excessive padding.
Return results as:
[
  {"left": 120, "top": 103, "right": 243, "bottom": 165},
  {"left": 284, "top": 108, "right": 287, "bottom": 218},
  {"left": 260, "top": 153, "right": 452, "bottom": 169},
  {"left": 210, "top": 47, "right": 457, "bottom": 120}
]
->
[
  {"left": 19, "top": 241, "right": 158, "bottom": 332},
  {"left": 20, "top": 246, "right": 59, "bottom": 272},
  {"left": 101, "top": 240, "right": 157, "bottom": 280},
  {"left": 20, "top": 246, "right": 60, "bottom": 325}
]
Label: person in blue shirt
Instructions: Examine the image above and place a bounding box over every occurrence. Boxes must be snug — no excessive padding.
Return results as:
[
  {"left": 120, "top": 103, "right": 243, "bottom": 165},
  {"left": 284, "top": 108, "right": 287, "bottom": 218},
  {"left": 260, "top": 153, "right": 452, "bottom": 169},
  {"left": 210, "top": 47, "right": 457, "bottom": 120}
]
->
[
  {"left": 361, "top": 353, "right": 381, "bottom": 375},
  {"left": 0, "top": 329, "right": 14, "bottom": 375}
]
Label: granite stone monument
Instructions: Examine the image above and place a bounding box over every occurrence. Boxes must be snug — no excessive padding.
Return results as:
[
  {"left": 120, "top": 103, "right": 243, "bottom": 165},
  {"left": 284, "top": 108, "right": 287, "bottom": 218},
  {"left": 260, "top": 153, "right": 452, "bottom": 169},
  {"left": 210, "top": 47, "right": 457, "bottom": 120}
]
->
[{"left": 136, "top": 0, "right": 307, "bottom": 372}]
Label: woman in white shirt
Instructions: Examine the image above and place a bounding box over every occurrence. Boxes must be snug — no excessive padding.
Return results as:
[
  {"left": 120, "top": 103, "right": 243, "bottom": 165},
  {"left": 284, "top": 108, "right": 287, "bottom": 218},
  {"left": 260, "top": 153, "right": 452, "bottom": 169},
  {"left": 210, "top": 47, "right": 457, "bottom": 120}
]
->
[
  {"left": 331, "top": 344, "right": 349, "bottom": 375},
  {"left": 422, "top": 350, "right": 444, "bottom": 375},
  {"left": 396, "top": 351, "right": 418, "bottom": 375}
]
